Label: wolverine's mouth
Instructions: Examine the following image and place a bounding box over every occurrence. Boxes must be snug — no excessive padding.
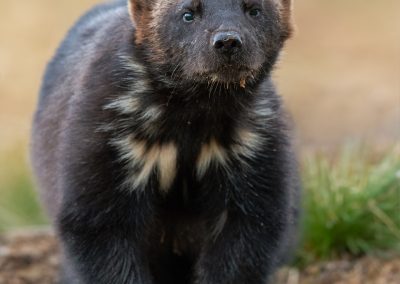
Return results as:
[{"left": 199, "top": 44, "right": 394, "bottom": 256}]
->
[{"left": 197, "top": 67, "right": 258, "bottom": 88}]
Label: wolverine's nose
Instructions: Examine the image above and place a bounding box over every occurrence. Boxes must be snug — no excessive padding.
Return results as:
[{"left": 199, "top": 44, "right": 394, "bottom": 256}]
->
[{"left": 212, "top": 31, "right": 242, "bottom": 54}]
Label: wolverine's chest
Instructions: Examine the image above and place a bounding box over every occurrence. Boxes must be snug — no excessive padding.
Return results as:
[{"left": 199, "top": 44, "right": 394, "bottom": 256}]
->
[
  {"left": 110, "top": 107, "right": 263, "bottom": 195},
  {"left": 104, "top": 78, "right": 268, "bottom": 194}
]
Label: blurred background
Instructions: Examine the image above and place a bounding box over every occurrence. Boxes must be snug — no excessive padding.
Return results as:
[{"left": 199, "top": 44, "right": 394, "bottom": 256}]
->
[
  {"left": 0, "top": 0, "right": 399, "bottom": 283},
  {"left": 1, "top": 0, "right": 399, "bottom": 154}
]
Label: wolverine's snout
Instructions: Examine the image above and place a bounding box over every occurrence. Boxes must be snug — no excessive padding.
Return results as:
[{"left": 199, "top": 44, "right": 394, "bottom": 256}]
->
[{"left": 212, "top": 31, "right": 243, "bottom": 55}]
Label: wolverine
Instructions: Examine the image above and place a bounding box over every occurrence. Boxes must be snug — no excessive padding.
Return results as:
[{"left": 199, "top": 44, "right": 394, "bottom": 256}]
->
[{"left": 31, "top": 0, "right": 300, "bottom": 283}]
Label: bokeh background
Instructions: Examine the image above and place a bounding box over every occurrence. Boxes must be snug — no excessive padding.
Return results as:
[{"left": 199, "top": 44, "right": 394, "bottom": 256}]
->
[
  {"left": 0, "top": 0, "right": 399, "bottom": 282},
  {"left": 1, "top": 0, "right": 399, "bottom": 154}
]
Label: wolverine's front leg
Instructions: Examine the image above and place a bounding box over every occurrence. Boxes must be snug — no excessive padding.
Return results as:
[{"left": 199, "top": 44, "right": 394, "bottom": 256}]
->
[
  {"left": 57, "top": 183, "right": 156, "bottom": 284},
  {"left": 195, "top": 209, "right": 288, "bottom": 284},
  {"left": 194, "top": 163, "right": 293, "bottom": 284}
]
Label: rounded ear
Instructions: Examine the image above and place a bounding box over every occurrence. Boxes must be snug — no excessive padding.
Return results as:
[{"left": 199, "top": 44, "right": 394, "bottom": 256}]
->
[
  {"left": 279, "top": 0, "right": 295, "bottom": 39},
  {"left": 128, "top": 0, "right": 154, "bottom": 25},
  {"left": 128, "top": 0, "right": 155, "bottom": 44}
]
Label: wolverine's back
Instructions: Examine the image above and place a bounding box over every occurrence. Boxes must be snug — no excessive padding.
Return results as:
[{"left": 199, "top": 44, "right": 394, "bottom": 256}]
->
[{"left": 32, "top": 1, "right": 132, "bottom": 217}]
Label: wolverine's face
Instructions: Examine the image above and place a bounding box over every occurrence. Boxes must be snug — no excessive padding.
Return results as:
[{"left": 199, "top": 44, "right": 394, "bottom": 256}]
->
[{"left": 130, "top": 0, "right": 292, "bottom": 86}]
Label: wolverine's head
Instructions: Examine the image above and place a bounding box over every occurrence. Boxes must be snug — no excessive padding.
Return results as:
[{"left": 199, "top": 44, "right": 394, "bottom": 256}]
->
[{"left": 129, "top": 0, "right": 293, "bottom": 87}]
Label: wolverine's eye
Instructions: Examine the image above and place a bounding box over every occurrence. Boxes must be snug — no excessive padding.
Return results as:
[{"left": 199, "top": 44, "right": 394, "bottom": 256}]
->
[
  {"left": 183, "top": 12, "right": 195, "bottom": 23},
  {"left": 248, "top": 8, "right": 261, "bottom": 17}
]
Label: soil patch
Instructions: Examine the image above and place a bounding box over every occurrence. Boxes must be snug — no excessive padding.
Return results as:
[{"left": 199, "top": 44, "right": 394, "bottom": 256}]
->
[{"left": 1, "top": 230, "right": 399, "bottom": 284}]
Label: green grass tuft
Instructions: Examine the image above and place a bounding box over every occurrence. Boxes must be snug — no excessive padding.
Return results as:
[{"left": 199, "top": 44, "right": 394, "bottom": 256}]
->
[
  {"left": 297, "top": 147, "right": 400, "bottom": 265},
  {"left": 0, "top": 148, "right": 47, "bottom": 232}
]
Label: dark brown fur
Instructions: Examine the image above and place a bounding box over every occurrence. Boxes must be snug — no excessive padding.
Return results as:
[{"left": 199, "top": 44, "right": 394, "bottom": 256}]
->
[{"left": 31, "top": 1, "right": 299, "bottom": 283}]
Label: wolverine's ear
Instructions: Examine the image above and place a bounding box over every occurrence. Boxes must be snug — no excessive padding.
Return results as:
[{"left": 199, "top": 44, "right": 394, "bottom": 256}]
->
[
  {"left": 128, "top": 0, "right": 154, "bottom": 25},
  {"left": 128, "top": 0, "right": 156, "bottom": 43},
  {"left": 279, "top": 0, "right": 294, "bottom": 39}
]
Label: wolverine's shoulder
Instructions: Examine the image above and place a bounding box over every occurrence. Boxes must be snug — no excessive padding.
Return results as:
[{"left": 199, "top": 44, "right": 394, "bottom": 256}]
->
[{"left": 39, "top": 1, "right": 134, "bottom": 101}]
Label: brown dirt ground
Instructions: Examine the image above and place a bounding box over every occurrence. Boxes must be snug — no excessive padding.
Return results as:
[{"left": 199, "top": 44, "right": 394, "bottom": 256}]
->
[{"left": 1, "top": 230, "right": 399, "bottom": 284}]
